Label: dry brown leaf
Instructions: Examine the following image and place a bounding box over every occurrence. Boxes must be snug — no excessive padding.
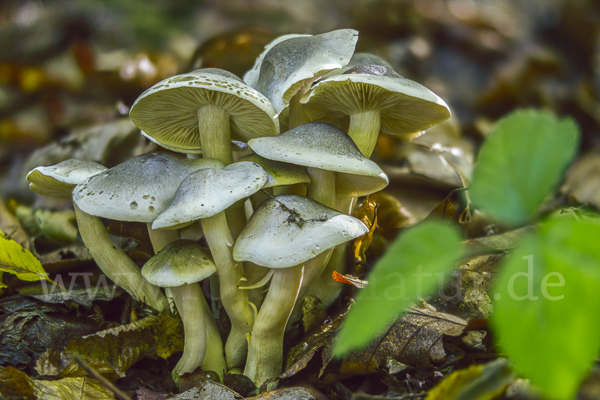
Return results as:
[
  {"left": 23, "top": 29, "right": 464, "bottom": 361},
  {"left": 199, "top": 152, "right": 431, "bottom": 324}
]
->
[
  {"left": 0, "top": 366, "right": 36, "bottom": 400},
  {"left": 561, "top": 150, "right": 600, "bottom": 211},
  {"left": 352, "top": 195, "right": 378, "bottom": 264},
  {"left": 320, "top": 308, "right": 466, "bottom": 382},
  {"left": 33, "top": 377, "right": 116, "bottom": 400}
]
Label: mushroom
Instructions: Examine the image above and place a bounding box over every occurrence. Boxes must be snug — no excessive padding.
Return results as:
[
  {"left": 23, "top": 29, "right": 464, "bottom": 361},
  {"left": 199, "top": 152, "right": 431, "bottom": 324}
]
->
[
  {"left": 26, "top": 158, "right": 168, "bottom": 311},
  {"left": 233, "top": 195, "right": 368, "bottom": 388},
  {"left": 243, "top": 30, "right": 358, "bottom": 128},
  {"left": 152, "top": 161, "right": 268, "bottom": 369},
  {"left": 27, "top": 159, "right": 108, "bottom": 200},
  {"left": 142, "top": 240, "right": 225, "bottom": 381},
  {"left": 300, "top": 60, "right": 451, "bottom": 157},
  {"left": 129, "top": 68, "right": 279, "bottom": 166},
  {"left": 248, "top": 122, "right": 388, "bottom": 290},
  {"left": 72, "top": 152, "right": 223, "bottom": 311}
]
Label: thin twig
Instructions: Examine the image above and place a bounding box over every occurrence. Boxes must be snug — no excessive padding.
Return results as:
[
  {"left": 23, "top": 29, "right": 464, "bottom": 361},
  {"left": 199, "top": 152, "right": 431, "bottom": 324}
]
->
[{"left": 72, "top": 354, "right": 131, "bottom": 400}]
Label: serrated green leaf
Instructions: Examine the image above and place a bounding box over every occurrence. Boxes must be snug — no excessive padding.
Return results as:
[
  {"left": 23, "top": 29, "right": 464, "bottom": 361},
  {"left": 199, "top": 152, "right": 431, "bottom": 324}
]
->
[
  {"left": 0, "top": 234, "right": 51, "bottom": 283},
  {"left": 470, "top": 109, "right": 580, "bottom": 225},
  {"left": 491, "top": 217, "right": 600, "bottom": 400},
  {"left": 334, "top": 220, "right": 463, "bottom": 356}
]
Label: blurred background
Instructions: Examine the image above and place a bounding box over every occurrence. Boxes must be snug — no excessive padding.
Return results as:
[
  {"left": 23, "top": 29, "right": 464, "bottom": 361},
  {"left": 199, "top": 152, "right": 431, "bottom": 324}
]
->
[{"left": 1, "top": 0, "right": 599, "bottom": 234}]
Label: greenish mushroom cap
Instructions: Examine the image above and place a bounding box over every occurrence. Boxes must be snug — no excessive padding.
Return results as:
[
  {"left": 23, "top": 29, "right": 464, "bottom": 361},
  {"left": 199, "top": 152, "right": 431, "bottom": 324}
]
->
[
  {"left": 73, "top": 152, "right": 223, "bottom": 222},
  {"left": 142, "top": 240, "right": 216, "bottom": 287},
  {"left": 152, "top": 161, "right": 268, "bottom": 229},
  {"left": 27, "top": 159, "right": 107, "bottom": 199},
  {"left": 300, "top": 68, "right": 451, "bottom": 137},
  {"left": 243, "top": 30, "right": 359, "bottom": 115},
  {"left": 249, "top": 122, "right": 388, "bottom": 198},
  {"left": 233, "top": 195, "right": 368, "bottom": 269},
  {"left": 130, "top": 68, "right": 279, "bottom": 154}
]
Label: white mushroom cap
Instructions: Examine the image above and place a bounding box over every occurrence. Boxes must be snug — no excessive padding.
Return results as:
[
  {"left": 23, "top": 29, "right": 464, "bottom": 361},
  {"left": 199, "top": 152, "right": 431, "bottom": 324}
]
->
[
  {"left": 239, "top": 154, "right": 310, "bottom": 189},
  {"left": 233, "top": 195, "right": 368, "bottom": 269},
  {"left": 152, "top": 161, "right": 268, "bottom": 229},
  {"left": 142, "top": 240, "right": 216, "bottom": 287},
  {"left": 130, "top": 68, "right": 279, "bottom": 154},
  {"left": 73, "top": 152, "right": 224, "bottom": 223},
  {"left": 300, "top": 69, "right": 451, "bottom": 137},
  {"left": 27, "top": 159, "right": 107, "bottom": 199},
  {"left": 243, "top": 30, "right": 359, "bottom": 115},
  {"left": 249, "top": 122, "right": 388, "bottom": 198}
]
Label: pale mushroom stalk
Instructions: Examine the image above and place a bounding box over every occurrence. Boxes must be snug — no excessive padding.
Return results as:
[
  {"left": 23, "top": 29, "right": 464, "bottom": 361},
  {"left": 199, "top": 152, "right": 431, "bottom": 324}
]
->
[
  {"left": 195, "top": 107, "right": 255, "bottom": 366},
  {"left": 147, "top": 225, "right": 180, "bottom": 312},
  {"left": 201, "top": 212, "right": 254, "bottom": 369},
  {"left": 302, "top": 168, "right": 337, "bottom": 288},
  {"left": 347, "top": 110, "right": 382, "bottom": 158},
  {"left": 199, "top": 287, "right": 227, "bottom": 380},
  {"left": 288, "top": 94, "right": 311, "bottom": 129},
  {"left": 74, "top": 204, "right": 168, "bottom": 311},
  {"left": 244, "top": 265, "right": 304, "bottom": 390},
  {"left": 197, "top": 105, "right": 233, "bottom": 165},
  {"left": 170, "top": 283, "right": 209, "bottom": 378}
]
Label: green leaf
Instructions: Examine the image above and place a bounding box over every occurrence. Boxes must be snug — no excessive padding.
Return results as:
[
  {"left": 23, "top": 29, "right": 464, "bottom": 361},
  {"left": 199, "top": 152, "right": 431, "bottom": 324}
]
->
[
  {"left": 470, "top": 109, "right": 580, "bottom": 225},
  {"left": 0, "top": 234, "right": 51, "bottom": 284},
  {"left": 491, "top": 217, "right": 600, "bottom": 400},
  {"left": 334, "top": 220, "right": 463, "bottom": 356}
]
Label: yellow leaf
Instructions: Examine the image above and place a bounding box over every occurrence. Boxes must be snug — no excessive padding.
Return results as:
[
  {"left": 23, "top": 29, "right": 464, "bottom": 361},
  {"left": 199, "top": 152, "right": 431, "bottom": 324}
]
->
[{"left": 0, "top": 234, "right": 51, "bottom": 283}]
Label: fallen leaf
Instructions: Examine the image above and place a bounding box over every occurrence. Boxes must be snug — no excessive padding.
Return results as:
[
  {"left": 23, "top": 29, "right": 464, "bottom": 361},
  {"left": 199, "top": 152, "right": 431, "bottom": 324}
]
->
[
  {"left": 0, "top": 200, "right": 30, "bottom": 251},
  {"left": 0, "top": 366, "right": 36, "bottom": 400},
  {"left": 322, "top": 308, "right": 466, "bottom": 381},
  {"left": 0, "top": 234, "right": 52, "bottom": 285},
  {"left": 332, "top": 271, "right": 368, "bottom": 288},
  {"left": 561, "top": 150, "right": 600, "bottom": 211},
  {"left": 352, "top": 195, "right": 378, "bottom": 264},
  {"left": 425, "top": 358, "right": 512, "bottom": 400},
  {"left": 33, "top": 377, "right": 116, "bottom": 400},
  {"left": 465, "top": 226, "right": 534, "bottom": 251},
  {"left": 248, "top": 386, "right": 328, "bottom": 400}
]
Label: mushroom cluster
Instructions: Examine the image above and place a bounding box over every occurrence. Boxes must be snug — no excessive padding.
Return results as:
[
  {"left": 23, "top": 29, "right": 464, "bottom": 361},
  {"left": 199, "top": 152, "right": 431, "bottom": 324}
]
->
[{"left": 26, "top": 29, "right": 450, "bottom": 390}]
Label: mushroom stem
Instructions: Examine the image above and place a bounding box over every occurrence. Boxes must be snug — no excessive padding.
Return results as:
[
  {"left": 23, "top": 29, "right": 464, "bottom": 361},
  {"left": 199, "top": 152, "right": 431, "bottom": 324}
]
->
[
  {"left": 288, "top": 93, "right": 310, "bottom": 129},
  {"left": 306, "top": 168, "right": 336, "bottom": 209},
  {"left": 348, "top": 110, "right": 382, "bottom": 158},
  {"left": 197, "top": 105, "right": 233, "bottom": 165},
  {"left": 74, "top": 204, "right": 167, "bottom": 312},
  {"left": 147, "top": 224, "right": 180, "bottom": 253},
  {"left": 302, "top": 168, "right": 336, "bottom": 288},
  {"left": 201, "top": 212, "right": 254, "bottom": 369},
  {"left": 170, "top": 283, "right": 209, "bottom": 378},
  {"left": 199, "top": 286, "right": 227, "bottom": 380},
  {"left": 244, "top": 265, "right": 304, "bottom": 389}
]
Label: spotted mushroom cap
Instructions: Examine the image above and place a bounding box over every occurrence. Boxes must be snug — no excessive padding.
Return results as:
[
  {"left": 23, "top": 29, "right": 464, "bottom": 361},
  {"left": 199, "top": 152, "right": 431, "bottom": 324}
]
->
[
  {"left": 238, "top": 153, "right": 310, "bottom": 189},
  {"left": 142, "top": 240, "right": 217, "bottom": 287},
  {"left": 300, "top": 67, "right": 451, "bottom": 138},
  {"left": 249, "top": 122, "right": 388, "bottom": 198},
  {"left": 130, "top": 68, "right": 279, "bottom": 154},
  {"left": 73, "top": 152, "right": 223, "bottom": 222},
  {"left": 233, "top": 195, "right": 368, "bottom": 269},
  {"left": 152, "top": 161, "right": 268, "bottom": 229},
  {"left": 27, "top": 159, "right": 108, "bottom": 200},
  {"left": 243, "top": 29, "right": 359, "bottom": 115}
]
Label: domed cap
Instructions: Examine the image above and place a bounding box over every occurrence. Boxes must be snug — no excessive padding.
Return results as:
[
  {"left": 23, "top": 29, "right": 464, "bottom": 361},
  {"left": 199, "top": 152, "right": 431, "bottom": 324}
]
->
[
  {"left": 152, "top": 161, "right": 268, "bottom": 229},
  {"left": 300, "top": 67, "right": 451, "bottom": 137},
  {"left": 142, "top": 240, "right": 216, "bottom": 287},
  {"left": 324, "top": 52, "right": 395, "bottom": 78},
  {"left": 233, "top": 195, "right": 368, "bottom": 269},
  {"left": 238, "top": 153, "right": 310, "bottom": 189},
  {"left": 73, "top": 152, "right": 223, "bottom": 222},
  {"left": 248, "top": 122, "right": 388, "bottom": 198},
  {"left": 130, "top": 68, "right": 279, "bottom": 154},
  {"left": 243, "top": 30, "right": 359, "bottom": 115},
  {"left": 27, "top": 159, "right": 107, "bottom": 199}
]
